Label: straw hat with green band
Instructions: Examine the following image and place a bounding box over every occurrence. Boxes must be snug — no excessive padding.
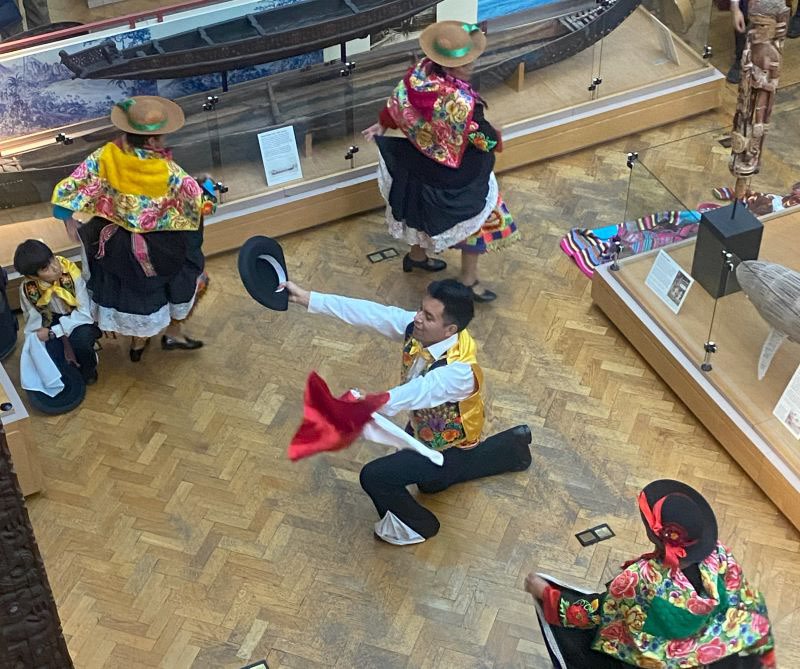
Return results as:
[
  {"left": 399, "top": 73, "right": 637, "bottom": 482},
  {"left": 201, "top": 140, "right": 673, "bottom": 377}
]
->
[
  {"left": 110, "top": 96, "right": 185, "bottom": 135},
  {"left": 419, "top": 20, "right": 487, "bottom": 68}
]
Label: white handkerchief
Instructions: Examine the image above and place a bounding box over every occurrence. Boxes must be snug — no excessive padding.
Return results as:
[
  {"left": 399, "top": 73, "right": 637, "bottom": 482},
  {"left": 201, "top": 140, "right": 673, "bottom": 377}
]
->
[{"left": 20, "top": 334, "right": 63, "bottom": 397}]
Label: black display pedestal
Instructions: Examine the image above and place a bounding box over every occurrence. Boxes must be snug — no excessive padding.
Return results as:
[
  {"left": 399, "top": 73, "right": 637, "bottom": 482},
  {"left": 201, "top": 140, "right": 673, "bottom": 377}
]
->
[{"left": 690, "top": 203, "right": 763, "bottom": 298}]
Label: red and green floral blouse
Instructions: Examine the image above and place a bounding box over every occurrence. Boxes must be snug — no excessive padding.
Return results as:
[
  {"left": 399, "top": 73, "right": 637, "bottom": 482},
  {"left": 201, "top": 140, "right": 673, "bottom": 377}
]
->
[
  {"left": 542, "top": 542, "right": 775, "bottom": 668},
  {"left": 380, "top": 58, "right": 502, "bottom": 168}
]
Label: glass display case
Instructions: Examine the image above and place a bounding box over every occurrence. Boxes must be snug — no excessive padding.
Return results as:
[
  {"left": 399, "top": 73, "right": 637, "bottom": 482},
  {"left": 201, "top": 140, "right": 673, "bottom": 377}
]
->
[
  {"left": 0, "top": 0, "right": 722, "bottom": 270},
  {"left": 590, "top": 121, "right": 800, "bottom": 530}
]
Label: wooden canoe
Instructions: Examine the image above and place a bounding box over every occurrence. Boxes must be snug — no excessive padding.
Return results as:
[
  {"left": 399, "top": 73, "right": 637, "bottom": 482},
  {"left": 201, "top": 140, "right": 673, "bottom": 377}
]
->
[{"left": 59, "top": 0, "right": 439, "bottom": 80}]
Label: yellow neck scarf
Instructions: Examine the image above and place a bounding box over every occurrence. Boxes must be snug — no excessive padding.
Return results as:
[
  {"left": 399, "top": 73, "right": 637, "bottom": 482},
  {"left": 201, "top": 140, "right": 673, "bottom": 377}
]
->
[
  {"left": 31, "top": 256, "right": 81, "bottom": 308},
  {"left": 407, "top": 339, "right": 435, "bottom": 363}
]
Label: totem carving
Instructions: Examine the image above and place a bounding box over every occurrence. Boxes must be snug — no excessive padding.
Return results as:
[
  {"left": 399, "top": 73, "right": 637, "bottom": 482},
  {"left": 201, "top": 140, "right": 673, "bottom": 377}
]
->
[
  {"left": 0, "top": 423, "right": 73, "bottom": 668},
  {"left": 729, "top": 0, "right": 790, "bottom": 198}
]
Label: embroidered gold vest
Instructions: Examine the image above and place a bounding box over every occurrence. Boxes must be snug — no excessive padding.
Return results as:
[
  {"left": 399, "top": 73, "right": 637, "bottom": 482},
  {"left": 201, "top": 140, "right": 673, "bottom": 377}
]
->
[
  {"left": 401, "top": 323, "right": 484, "bottom": 451},
  {"left": 22, "top": 257, "right": 78, "bottom": 329}
]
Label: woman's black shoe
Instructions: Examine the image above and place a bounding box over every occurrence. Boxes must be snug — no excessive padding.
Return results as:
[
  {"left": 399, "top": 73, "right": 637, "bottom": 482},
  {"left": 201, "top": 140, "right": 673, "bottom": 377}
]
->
[
  {"left": 161, "top": 335, "right": 203, "bottom": 351},
  {"left": 463, "top": 281, "right": 497, "bottom": 303},
  {"left": 130, "top": 337, "right": 149, "bottom": 362},
  {"left": 402, "top": 254, "right": 447, "bottom": 273}
]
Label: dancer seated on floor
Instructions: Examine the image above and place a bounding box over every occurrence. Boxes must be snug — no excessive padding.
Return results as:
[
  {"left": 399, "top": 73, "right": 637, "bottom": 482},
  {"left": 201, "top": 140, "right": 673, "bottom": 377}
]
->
[
  {"left": 524, "top": 479, "right": 776, "bottom": 669},
  {"left": 283, "top": 278, "right": 532, "bottom": 545},
  {"left": 15, "top": 240, "right": 101, "bottom": 411}
]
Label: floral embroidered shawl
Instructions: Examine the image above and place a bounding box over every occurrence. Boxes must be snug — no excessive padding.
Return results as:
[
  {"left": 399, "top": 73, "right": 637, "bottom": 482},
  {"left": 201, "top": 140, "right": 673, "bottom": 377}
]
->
[
  {"left": 51, "top": 139, "right": 203, "bottom": 233},
  {"left": 585, "top": 542, "right": 774, "bottom": 668},
  {"left": 385, "top": 58, "right": 479, "bottom": 168}
]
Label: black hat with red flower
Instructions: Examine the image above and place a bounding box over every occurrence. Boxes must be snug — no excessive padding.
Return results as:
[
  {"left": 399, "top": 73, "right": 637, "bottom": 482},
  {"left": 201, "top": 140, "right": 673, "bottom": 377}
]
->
[{"left": 639, "top": 479, "right": 718, "bottom": 567}]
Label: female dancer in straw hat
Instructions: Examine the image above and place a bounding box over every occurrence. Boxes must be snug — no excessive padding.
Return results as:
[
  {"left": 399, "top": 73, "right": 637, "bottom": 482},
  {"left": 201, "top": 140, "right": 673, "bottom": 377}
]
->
[
  {"left": 51, "top": 96, "right": 210, "bottom": 362},
  {"left": 363, "top": 20, "right": 518, "bottom": 303}
]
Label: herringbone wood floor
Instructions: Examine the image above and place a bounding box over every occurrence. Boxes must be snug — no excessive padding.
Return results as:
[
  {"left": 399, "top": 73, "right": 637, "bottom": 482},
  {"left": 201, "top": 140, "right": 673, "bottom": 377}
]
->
[{"left": 12, "top": 85, "right": 800, "bottom": 668}]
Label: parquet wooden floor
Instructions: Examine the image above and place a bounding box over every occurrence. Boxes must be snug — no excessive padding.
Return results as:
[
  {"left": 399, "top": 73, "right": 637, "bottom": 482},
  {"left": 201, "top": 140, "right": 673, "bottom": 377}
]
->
[{"left": 10, "top": 79, "right": 800, "bottom": 668}]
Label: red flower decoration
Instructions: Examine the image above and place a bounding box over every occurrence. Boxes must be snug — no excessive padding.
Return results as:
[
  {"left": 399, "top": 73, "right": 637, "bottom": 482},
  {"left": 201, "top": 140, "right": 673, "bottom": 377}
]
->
[
  {"left": 609, "top": 570, "right": 639, "bottom": 599},
  {"left": 565, "top": 603, "right": 589, "bottom": 627},
  {"left": 751, "top": 613, "right": 771, "bottom": 637},
  {"left": 725, "top": 561, "right": 743, "bottom": 589},
  {"left": 697, "top": 638, "right": 728, "bottom": 664},
  {"left": 686, "top": 595, "right": 715, "bottom": 615},
  {"left": 666, "top": 638, "right": 697, "bottom": 657},
  {"left": 600, "top": 621, "right": 631, "bottom": 643}
]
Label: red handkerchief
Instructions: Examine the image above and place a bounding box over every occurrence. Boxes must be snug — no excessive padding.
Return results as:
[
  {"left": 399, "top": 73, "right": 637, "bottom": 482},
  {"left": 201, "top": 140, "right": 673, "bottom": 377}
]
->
[{"left": 287, "top": 372, "right": 389, "bottom": 461}]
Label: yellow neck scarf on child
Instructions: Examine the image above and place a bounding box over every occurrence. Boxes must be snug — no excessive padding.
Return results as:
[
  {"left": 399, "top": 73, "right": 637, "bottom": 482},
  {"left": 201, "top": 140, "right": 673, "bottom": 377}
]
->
[{"left": 33, "top": 256, "right": 81, "bottom": 308}]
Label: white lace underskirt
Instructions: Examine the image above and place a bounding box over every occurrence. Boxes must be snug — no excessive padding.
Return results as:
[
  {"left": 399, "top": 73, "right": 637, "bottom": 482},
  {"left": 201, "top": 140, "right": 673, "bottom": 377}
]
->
[
  {"left": 93, "top": 296, "right": 196, "bottom": 337},
  {"left": 377, "top": 154, "right": 499, "bottom": 253}
]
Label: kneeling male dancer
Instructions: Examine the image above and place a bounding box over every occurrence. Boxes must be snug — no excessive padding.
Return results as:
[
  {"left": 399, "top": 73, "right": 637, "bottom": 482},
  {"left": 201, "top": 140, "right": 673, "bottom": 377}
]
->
[{"left": 284, "top": 278, "right": 532, "bottom": 545}]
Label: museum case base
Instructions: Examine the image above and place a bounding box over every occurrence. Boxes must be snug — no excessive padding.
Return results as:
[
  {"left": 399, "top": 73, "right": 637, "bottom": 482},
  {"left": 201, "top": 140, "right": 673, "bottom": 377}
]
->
[{"left": 591, "top": 210, "right": 800, "bottom": 531}]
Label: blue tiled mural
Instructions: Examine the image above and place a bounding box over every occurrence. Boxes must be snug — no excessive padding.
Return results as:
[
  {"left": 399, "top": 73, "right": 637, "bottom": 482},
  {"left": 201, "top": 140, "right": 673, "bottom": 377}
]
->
[
  {"left": 0, "top": 0, "right": 321, "bottom": 140},
  {"left": 477, "top": 0, "right": 553, "bottom": 21}
]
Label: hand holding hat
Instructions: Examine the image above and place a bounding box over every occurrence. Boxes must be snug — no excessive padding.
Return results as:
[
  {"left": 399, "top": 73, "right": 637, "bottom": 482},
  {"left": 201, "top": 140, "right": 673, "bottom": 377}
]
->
[{"left": 237, "top": 235, "right": 290, "bottom": 311}]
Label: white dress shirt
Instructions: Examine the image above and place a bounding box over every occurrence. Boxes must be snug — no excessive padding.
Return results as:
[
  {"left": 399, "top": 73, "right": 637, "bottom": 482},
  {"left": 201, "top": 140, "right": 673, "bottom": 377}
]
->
[
  {"left": 308, "top": 292, "right": 476, "bottom": 416},
  {"left": 19, "top": 275, "right": 95, "bottom": 339}
]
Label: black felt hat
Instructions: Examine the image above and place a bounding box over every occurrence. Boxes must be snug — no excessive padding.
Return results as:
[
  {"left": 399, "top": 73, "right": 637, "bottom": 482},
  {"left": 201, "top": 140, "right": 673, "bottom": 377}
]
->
[
  {"left": 639, "top": 479, "right": 718, "bottom": 566},
  {"left": 238, "top": 236, "right": 289, "bottom": 311},
  {"left": 26, "top": 363, "right": 86, "bottom": 416}
]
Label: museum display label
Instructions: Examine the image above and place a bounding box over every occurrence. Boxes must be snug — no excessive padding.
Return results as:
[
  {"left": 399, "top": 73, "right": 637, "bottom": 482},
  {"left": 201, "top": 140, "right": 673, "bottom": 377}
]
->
[
  {"left": 646, "top": 249, "right": 694, "bottom": 314},
  {"left": 258, "top": 126, "right": 303, "bottom": 187},
  {"left": 774, "top": 363, "right": 800, "bottom": 440}
]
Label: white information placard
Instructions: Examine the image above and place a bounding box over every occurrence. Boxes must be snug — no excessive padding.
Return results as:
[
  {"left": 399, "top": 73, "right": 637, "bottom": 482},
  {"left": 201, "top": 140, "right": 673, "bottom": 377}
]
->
[
  {"left": 257, "top": 126, "right": 303, "bottom": 186},
  {"left": 773, "top": 364, "right": 800, "bottom": 440},
  {"left": 645, "top": 249, "right": 695, "bottom": 314}
]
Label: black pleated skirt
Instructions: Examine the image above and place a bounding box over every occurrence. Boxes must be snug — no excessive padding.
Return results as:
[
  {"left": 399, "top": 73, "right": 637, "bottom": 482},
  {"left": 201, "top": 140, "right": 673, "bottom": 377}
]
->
[
  {"left": 79, "top": 217, "right": 204, "bottom": 337},
  {"left": 376, "top": 136, "right": 495, "bottom": 238}
]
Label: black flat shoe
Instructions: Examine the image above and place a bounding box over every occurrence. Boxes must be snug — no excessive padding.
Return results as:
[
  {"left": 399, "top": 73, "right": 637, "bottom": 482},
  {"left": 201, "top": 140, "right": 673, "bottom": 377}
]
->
[
  {"left": 85, "top": 370, "right": 98, "bottom": 386},
  {"left": 130, "top": 337, "right": 149, "bottom": 362},
  {"left": 402, "top": 253, "right": 447, "bottom": 273},
  {"left": 463, "top": 281, "right": 497, "bottom": 303},
  {"left": 161, "top": 335, "right": 203, "bottom": 351}
]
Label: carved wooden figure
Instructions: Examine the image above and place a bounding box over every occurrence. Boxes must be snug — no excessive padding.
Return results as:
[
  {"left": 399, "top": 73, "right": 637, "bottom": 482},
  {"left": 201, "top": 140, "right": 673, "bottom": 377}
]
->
[
  {"left": 0, "top": 422, "right": 73, "bottom": 667},
  {"left": 729, "top": 0, "right": 790, "bottom": 199}
]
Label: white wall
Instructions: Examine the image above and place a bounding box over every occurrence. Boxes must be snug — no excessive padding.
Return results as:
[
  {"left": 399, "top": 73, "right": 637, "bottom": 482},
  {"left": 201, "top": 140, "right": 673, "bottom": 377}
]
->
[
  {"left": 437, "top": 0, "right": 478, "bottom": 23},
  {"left": 322, "top": 37, "right": 371, "bottom": 63}
]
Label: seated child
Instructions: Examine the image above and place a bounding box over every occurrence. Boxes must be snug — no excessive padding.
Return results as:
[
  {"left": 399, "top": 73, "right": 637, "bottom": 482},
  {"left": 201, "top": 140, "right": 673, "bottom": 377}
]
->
[{"left": 14, "top": 240, "right": 100, "bottom": 412}]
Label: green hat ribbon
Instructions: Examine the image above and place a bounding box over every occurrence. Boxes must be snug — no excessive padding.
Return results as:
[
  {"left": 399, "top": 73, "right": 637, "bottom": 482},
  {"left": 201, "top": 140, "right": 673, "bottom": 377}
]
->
[{"left": 116, "top": 99, "right": 167, "bottom": 132}]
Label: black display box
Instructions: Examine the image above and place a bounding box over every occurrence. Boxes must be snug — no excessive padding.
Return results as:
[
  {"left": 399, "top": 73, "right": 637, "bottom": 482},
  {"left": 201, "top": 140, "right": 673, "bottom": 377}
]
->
[{"left": 690, "top": 203, "right": 763, "bottom": 298}]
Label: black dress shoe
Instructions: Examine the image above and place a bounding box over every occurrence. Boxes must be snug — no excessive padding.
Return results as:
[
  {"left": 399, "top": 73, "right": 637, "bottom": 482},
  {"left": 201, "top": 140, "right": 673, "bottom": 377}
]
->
[
  {"left": 402, "top": 253, "right": 447, "bottom": 273},
  {"left": 463, "top": 281, "right": 497, "bottom": 303},
  {"left": 161, "top": 335, "right": 203, "bottom": 351},
  {"left": 508, "top": 424, "right": 532, "bottom": 471},
  {"left": 85, "top": 370, "right": 98, "bottom": 386},
  {"left": 510, "top": 424, "right": 532, "bottom": 445}
]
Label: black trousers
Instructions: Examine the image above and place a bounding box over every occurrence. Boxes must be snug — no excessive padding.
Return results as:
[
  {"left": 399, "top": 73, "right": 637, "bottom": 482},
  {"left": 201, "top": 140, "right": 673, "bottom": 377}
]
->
[
  {"left": 359, "top": 425, "right": 532, "bottom": 539},
  {"left": 47, "top": 323, "right": 100, "bottom": 383}
]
